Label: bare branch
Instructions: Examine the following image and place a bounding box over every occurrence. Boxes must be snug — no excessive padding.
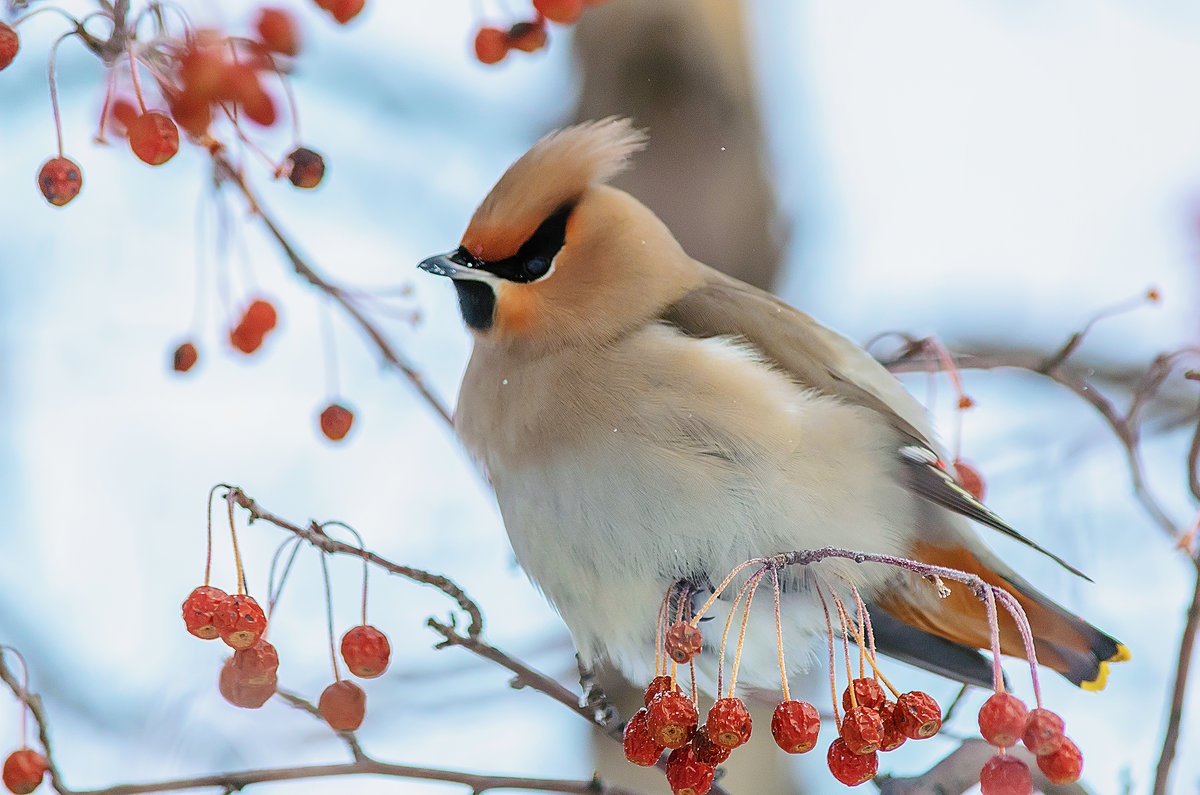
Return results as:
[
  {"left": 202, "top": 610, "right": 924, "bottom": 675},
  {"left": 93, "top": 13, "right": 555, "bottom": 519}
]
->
[
  {"left": 227, "top": 486, "right": 485, "bottom": 638},
  {"left": 209, "top": 153, "right": 455, "bottom": 428},
  {"left": 1153, "top": 567, "right": 1200, "bottom": 795},
  {"left": 876, "top": 738, "right": 1088, "bottom": 794}
]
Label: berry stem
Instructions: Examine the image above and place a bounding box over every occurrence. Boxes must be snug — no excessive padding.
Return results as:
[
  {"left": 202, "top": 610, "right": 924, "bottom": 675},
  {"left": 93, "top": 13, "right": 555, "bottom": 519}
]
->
[
  {"left": 47, "top": 32, "right": 76, "bottom": 158},
  {"left": 771, "top": 567, "right": 790, "bottom": 702},
  {"left": 728, "top": 569, "right": 764, "bottom": 697},
  {"left": 832, "top": 594, "right": 856, "bottom": 708},
  {"left": 836, "top": 592, "right": 902, "bottom": 698},
  {"left": 323, "top": 522, "right": 369, "bottom": 625},
  {"left": 923, "top": 337, "right": 970, "bottom": 462},
  {"left": 815, "top": 583, "right": 842, "bottom": 730},
  {"left": 849, "top": 585, "right": 880, "bottom": 683},
  {"left": 655, "top": 588, "right": 670, "bottom": 677},
  {"left": 319, "top": 551, "right": 341, "bottom": 682},
  {"left": 992, "top": 587, "right": 1044, "bottom": 707},
  {"left": 204, "top": 484, "right": 224, "bottom": 586},
  {"left": 225, "top": 488, "right": 248, "bottom": 595},
  {"left": 126, "top": 43, "right": 148, "bottom": 114},
  {"left": 0, "top": 646, "right": 31, "bottom": 748},
  {"left": 266, "top": 535, "right": 303, "bottom": 621},
  {"left": 95, "top": 64, "right": 117, "bottom": 143},
  {"left": 983, "top": 583, "right": 1005, "bottom": 693},
  {"left": 690, "top": 557, "right": 766, "bottom": 626},
  {"left": 715, "top": 569, "right": 761, "bottom": 697}
]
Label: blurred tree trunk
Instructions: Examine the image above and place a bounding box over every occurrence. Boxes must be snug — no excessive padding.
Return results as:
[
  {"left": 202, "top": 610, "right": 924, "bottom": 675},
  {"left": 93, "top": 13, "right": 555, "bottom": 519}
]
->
[
  {"left": 571, "top": 1, "right": 796, "bottom": 791},
  {"left": 572, "top": 0, "right": 785, "bottom": 292}
]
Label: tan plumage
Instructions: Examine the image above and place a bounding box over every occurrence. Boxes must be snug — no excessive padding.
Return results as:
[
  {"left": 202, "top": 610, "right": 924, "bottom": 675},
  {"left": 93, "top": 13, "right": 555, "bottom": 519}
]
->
[{"left": 420, "top": 118, "right": 1127, "bottom": 692}]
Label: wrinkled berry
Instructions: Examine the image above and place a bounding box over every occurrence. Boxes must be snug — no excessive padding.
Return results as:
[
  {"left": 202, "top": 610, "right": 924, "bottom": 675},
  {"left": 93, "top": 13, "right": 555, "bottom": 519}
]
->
[
  {"left": 664, "top": 745, "right": 714, "bottom": 795},
  {"left": 1036, "top": 736, "right": 1082, "bottom": 784},
  {"left": 978, "top": 692, "right": 1028, "bottom": 748},
  {"left": 827, "top": 737, "right": 877, "bottom": 785},
  {"left": 213, "top": 593, "right": 267, "bottom": 649},
  {"left": 840, "top": 705, "right": 884, "bottom": 755},
  {"left": 622, "top": 709, "right": 663, "bottom": 766},
  {"left": 894, "top": 691, "right": 941, "bottom": 739},
  {"left": 646, "top": 690, "right": 698, "bottom": 749},
  {"left": 318, "top": 680, "right": 366, "bottom": 731},
  {"left": 770, "top": 700, "right": 819, "bottom": 753},
  {"left": 340, "top": 625, "right": 390, "bottom": 678},
  {"left": 842, "top": 677, "right": 887, "bottom": 711},
  {"left": 2, "top": 749, "right": 47, "bottom": 795},
  {"left": 979, "top": 753, "right": 1032, "bottom": 795},
  {"left": 182, "top": 585, "right": 228, "bottom": 639},
  {"left": 664, "top": 621, "right": 702, "bottom": 664},
  {"left": 1021, "top": 708, "right": 1065, "bottom": 756}
]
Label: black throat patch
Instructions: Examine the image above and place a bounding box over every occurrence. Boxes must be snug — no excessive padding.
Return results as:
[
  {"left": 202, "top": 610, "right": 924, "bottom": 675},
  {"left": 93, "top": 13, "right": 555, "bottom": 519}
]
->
[{"left": 453, "top": 279, "right": 496, "bottom": 331}]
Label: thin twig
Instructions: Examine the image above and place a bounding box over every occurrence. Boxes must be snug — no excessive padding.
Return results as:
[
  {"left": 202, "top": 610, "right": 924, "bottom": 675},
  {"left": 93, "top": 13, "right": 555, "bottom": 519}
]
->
[
  {"left": 1152, "top": 566, "right": 1200, "bottom": 795},
  {"left": 209, "top": 152, "right": 454, "bottom": 427}
]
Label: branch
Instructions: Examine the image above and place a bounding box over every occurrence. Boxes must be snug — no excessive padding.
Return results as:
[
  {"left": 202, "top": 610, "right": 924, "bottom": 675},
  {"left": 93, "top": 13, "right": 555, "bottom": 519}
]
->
[
  {"left": 64, "top": 761, "right": 627, "bottom": 795},
  {"left": 227, "top": 486, "right": 485, "bottom": 638},
  {"left": 875, "top": 738, "right": 1088, "bottom": 795},
  {"left": 209, "top": 152, "right": 455, "bottom": 428},
  {"left": 1152, "top": 566, "right": 1200, "bottom": 795}
]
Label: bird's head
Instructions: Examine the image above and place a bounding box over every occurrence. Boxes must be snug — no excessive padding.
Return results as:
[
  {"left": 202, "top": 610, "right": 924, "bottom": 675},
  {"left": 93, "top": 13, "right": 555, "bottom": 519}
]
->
[{"left": 419, "top": 118, "right": 703, "bottom": 353}]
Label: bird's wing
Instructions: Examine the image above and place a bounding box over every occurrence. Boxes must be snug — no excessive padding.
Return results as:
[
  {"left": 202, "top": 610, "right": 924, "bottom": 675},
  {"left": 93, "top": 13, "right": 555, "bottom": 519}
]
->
[
  {"left": 660, "top": 269, "right": 937, "bottom": 449},
  {"left": 659, "top": 269, "right": 1086, "bottom": 578}
]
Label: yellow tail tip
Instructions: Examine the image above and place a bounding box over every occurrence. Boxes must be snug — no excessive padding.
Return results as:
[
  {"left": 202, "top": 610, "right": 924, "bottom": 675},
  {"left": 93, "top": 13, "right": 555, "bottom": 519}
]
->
[
  {"left": 1110, "top": 644, "right": 1132, "bottom": 663},
  {"left": 1080, "top": 661, "right": 1110, "bottom": 692}
]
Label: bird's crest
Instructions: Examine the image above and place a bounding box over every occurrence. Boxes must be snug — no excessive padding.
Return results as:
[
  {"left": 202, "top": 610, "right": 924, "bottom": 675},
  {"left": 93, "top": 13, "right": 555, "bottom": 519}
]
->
[{"left": 463, "top": 118, "right": 648, "bottom": 261}]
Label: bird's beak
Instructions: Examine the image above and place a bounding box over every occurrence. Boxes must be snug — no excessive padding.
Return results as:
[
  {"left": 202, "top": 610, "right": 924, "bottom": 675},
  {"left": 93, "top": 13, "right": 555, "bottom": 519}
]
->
[{"left": 418, "top": 248, "right": 496, "bottom": 283}]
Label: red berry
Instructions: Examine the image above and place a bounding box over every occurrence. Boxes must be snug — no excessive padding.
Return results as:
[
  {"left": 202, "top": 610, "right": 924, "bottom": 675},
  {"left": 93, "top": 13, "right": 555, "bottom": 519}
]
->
[
  {"left": 506, "top": 20, "right": 547, "bottom": 53},
  {"left": 770, "top": 700, "right": 819, "bottom": 753},
  {"left": 840, "top": 705, "right": 884, "bottom": 755},
  {"left": 1036, "top": 736, "right": 1082, "bottom": 784},
  {"left": 213, "top": 593, "right": 267, "bottom": 649},
  {"left": 1021, "top": 708, "right": 1065, "bottom": 756},
  {"left": 2, "top": 749, "right": 47, "bottom": 795},
  {"left": 841, "top": 677, "right": 887, "bottom": 712},
  {"left": 340, "top": 625, "right": 390, "bottom": 678},
  {"left": 826, "top": 737, "right": 878, "bottom": 786},
  {"left": 622, "top": 709, "right": 664, "bottom": 766},
  {"left": 172, "top": 341, "right": 199, "bottom": 373},
  {"left": 218, "top": 655, "right": 276, "bottom": 708},
  {"left": 229, "top": 68, "right": 275, "bottom": 126},
  {"left": 230, "top": 324, "right": 265, "bottom": 354},
  {"left": 664, "top": 746, "right": 714, "bottom": 795},
  {"left": 894, "top": 691, "right": 942, "bottom": 739},
  {"left": 285, "top": 147, "right": 325, "bottom": 188},
  {"left": 955, "top": 459, "right": 986, "bottom": 501},
  {"left": 244, "top": 299, "right": 278, "bottom": 333},
  {"left": 319, "top": 403, "right": 355, "bottom": 441},
  {"left": 128, "top": 112, "right": 180, "bottom": 165},
  {"left": 644, "top": 675, "right": 675, "bottom": 706},
  {"left": 318, "top": 680, "right": 366, "bottom": 731},
  {"left": 328, "top": 0, "right": 365, "bottom": 24},
  {"left": 255, "top": 8, "right": 300, "bottom": 56},
  {"left": 706, "top": 697, "right": 751, "bottom": 748},
  {"left": 978, "top": 692, "right": 1028, "bottom": 748},
  {"left": 690, "top": 725, "right": 731, "bottom": 766},
  {"left": 979, "top": 753, "right": 1032, "bottom": 795},
  {"left": 0, "top": 23, "right": 19, "bottom": 72},
  {"left": 182, "top": 585, "right": 228, "bottom": 639},
  {"left": 664, "top": 621, "right": 703, "bottom": 664},
  {"left": 533, "top": 0, "right": 584, "bottom": 24},
  {"left": 231, "top": 638, "right": 279, "bottom": 685},
  {"left": 877, "top": 701, "right": 906, "bottom": 751},
  {"left": 37, "top": 157, "right": 82, "bottom": 207},
  {"left": 474, "top": 26, "right": 509, "bottom": 65},
  {"left": 646, "top": 690, "right": 698, "bottom": 749}
]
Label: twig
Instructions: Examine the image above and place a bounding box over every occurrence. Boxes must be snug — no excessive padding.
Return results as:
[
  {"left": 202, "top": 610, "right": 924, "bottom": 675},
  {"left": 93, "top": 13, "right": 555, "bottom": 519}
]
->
[
  {"left": 1152, "top": 566, "right": 1200, "bottom": 795},
  {"left": 875, "top": 738, "right": 1088, "bottom": 794},
  {"left": 62, "top": 761, "right": 625, "bottom": 795},
  {"left": 209, "top": 152, "right": 455, "bottom": 427},
  {"left": 226, "top": 486, "right": 484, "bottom": 638},
  {"left": 0, "top": 651, "right": 68, "bottom": 794}
]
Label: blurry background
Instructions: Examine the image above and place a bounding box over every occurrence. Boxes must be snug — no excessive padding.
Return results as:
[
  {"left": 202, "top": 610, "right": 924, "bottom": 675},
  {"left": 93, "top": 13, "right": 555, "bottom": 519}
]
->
[{"left": 1, "top": 0, "right": 1199, "bottom": 792}]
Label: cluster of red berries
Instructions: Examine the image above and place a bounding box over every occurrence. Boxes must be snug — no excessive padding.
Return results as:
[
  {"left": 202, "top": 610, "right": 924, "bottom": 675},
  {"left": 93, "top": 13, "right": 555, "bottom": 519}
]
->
[
  {"left": 977, "top": 693, "right": 1081, "bottom": 793},
  {"left": 183, "top": 591, "right": 391, "bottom": 731},
  {"left": 472, "top": 0, "right": 611, "bottom": 65},
  {"left": 1, "top": 6, "right": 333, "bottom": 209},
  {"left": 2, "top": 749, "right": 47, "bottom": 795},
  {"left": 625, "top": 618, "right": 945, "bottom": 793},
  {"left": 623, "top": 672, "right": 943, "bottom": 793}
]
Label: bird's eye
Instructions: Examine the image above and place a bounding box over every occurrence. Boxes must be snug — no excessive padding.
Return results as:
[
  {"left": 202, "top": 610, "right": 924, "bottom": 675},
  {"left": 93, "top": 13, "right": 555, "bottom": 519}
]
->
[{"left": 524, "top": 257, "right": 551, "bottom": 280}]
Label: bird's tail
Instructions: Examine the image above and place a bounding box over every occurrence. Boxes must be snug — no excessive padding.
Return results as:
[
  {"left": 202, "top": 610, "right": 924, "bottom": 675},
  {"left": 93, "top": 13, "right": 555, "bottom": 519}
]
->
[{"left": 875, "top": 541, "right": 1129, "bottom": 690}]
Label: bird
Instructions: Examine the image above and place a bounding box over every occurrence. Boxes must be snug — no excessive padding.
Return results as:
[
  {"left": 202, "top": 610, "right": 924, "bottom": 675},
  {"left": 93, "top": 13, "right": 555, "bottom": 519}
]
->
[{"left": 418, "top": 118, "right": 1128, "bottom": 697}]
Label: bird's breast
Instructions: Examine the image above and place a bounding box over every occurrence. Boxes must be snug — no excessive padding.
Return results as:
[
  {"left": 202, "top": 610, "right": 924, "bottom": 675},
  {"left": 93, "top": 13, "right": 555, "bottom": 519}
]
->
[{"left": 454, "top": 324, "right": 918, "bottom": 665}]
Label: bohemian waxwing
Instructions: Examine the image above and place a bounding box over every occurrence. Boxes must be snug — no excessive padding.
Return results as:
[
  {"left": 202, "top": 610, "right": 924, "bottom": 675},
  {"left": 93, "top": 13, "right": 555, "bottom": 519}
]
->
[{"left": 419, "top": 118, "right": 1128, "bottom": 694}]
